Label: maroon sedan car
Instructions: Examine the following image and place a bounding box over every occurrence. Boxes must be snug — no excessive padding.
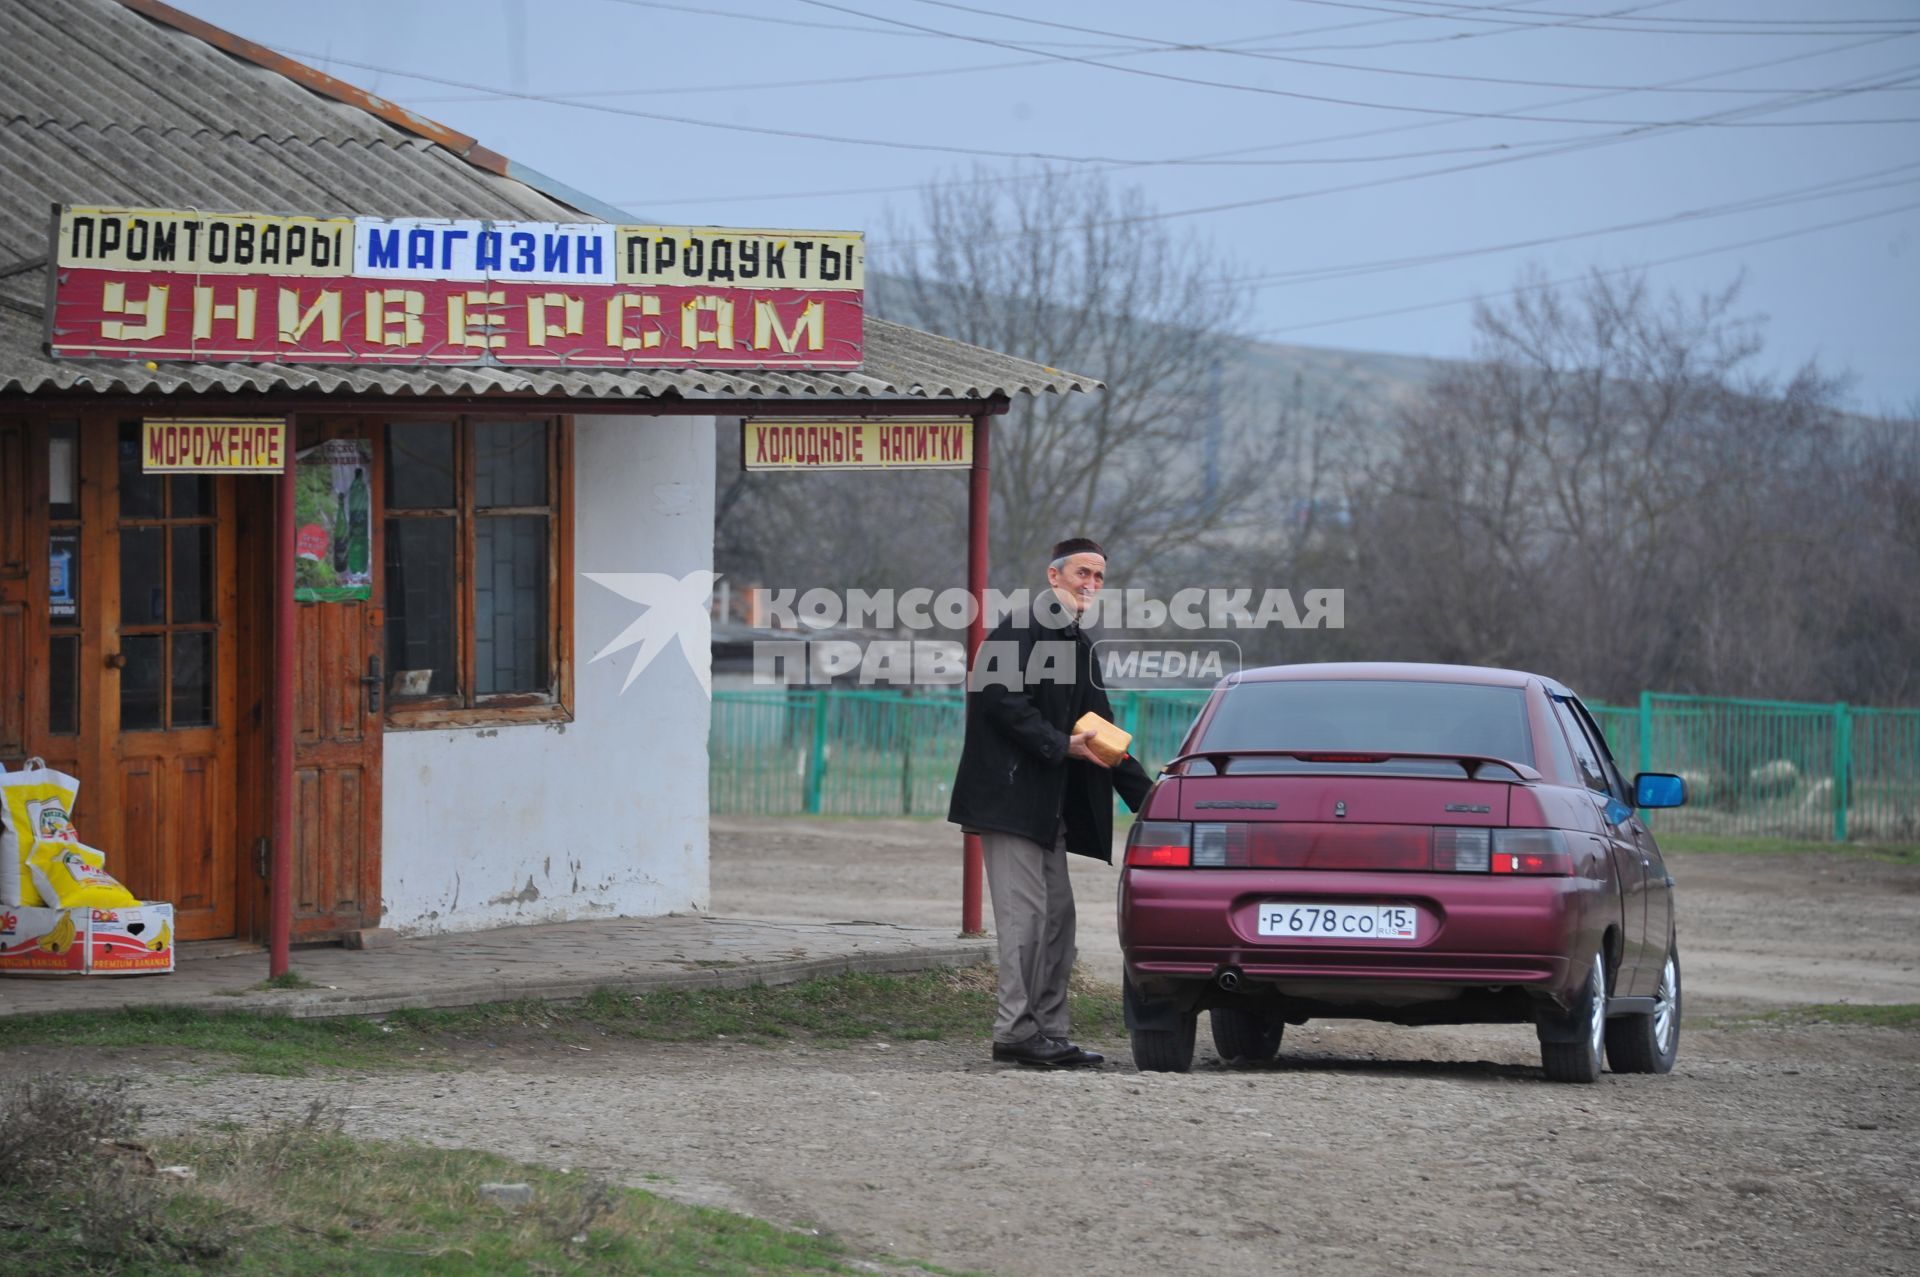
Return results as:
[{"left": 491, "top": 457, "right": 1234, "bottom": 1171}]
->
[{"left": 1119, "top": 663, "right": 1685, "bottom": 1081}]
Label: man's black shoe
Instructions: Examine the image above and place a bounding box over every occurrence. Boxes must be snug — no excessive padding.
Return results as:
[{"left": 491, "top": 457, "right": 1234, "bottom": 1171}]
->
[
  {"left": 1052, "top": 1040, "right": 1105, "bottom": 1067},
  {"left": 990, "top": 1035, "right": 1077, "bottom": 1066}
]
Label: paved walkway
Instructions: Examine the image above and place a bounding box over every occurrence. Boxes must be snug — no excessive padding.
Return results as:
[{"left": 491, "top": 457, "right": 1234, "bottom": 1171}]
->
[{"left": 0, "top": 914, "right": 992, "bottom": 1020}]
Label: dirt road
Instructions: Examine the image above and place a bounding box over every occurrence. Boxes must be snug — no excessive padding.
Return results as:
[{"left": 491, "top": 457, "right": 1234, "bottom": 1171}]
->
[{"left": 42, "top": 819, "right": 1920, "bottom": 1275}]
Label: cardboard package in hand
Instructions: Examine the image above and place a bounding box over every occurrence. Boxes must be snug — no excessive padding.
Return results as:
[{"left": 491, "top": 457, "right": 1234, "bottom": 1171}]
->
[{"left": 1072, "top": 712, "right": 1132, "bottom": 767}]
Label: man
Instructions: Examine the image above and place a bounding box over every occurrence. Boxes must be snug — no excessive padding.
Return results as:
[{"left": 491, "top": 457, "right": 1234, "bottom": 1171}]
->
[{"left": 948, "top": 537, "right": 1152, "bottom": 1067}]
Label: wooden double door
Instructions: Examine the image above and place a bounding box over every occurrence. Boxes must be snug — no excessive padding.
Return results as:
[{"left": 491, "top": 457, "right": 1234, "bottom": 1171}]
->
[{"left": 0, "top": 415, "right": 382, "bottom": 943}]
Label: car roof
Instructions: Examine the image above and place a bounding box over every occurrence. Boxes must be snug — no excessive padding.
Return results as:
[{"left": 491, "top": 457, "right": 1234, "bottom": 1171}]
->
[{"left": 1223, "top": 661, "right": 1573, "bottom": 697}]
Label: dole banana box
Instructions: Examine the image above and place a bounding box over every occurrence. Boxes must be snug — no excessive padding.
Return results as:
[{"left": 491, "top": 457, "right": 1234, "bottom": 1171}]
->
[{"left": 0, "top": 902, "right": 175, "bottom": 975}]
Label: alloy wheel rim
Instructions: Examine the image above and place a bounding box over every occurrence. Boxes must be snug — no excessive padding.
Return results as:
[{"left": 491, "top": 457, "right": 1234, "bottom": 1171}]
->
[
  {"left": 1588, "top": 951, "right": 1607, "bottom": 1064},
  {"left": 1653, "top": 954, "right": 1678, "bottom": 1050}
]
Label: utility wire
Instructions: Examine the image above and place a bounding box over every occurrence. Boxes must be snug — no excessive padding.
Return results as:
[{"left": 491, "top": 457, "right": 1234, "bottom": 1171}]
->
[
  {"left": 616, "top": 31, "right": 1911, "bottom": 207},
  {"left": 1278, "top": 0, "right": 1920, "bottom": 37},
  {"left": 1250, "top": 195, "right": 1920, "bottom": 338},
  {"left": 798, "top": 0, "right": 1920, "bottom": 125},
  {"left": 874, "top": 63, "right": 1920, "bottom": 249},
  {"left": 896, "top": 0, "right": 1920, "bottom": 96},
  {"left": 1228, "top": 161, "right": 1920, "bottom": 292}
]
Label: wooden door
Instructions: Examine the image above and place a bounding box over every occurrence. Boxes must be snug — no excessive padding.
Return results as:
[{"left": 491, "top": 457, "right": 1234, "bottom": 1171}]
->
[
  {"left": 292, "top": 417, "right": 383, "bottom": 938},
  {"left": 97, "top": 420, "right": 242, "bottom": 941}
]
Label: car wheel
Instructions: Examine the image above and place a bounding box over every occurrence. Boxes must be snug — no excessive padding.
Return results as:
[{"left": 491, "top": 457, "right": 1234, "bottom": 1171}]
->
[
  {"left": 1605, "top": 943, "right": 1682, "bottom": 1074},
  {"left": 1210, "top": 1005, "right": 1284, "bottom": 1064},
  {"left": 1131, "top": 1013, "right": 1197, "bottom": 1073},
  {"left": 1539, "top": 948, "right": 1607, "bottom": 1084}
]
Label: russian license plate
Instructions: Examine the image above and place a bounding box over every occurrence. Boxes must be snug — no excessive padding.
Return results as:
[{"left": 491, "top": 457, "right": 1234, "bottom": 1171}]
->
[{"left": 1256, "top": 902, "right": 1419, "bottom": 940}]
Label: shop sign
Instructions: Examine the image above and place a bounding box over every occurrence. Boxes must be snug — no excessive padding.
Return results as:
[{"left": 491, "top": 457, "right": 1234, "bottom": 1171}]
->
[
  {"left": 45, "top": 206, "right": 864, "bottom": 368},
  {"left": 141, "top": 417, "right": 287, "bottom": 473},
  {"left": 742, "top": 418, "right": 973, "bottom": 471}
]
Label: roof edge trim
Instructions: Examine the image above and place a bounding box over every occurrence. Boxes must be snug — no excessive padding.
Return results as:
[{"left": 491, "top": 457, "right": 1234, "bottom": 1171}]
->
[{"left": 114, "top": 0, "right": 555, "bottom": 193}]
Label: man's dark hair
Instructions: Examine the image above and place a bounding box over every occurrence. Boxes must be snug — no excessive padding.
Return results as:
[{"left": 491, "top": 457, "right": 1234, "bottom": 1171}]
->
[{"left": 1050, "top": 537, "right": 1106, "bottom": 563}]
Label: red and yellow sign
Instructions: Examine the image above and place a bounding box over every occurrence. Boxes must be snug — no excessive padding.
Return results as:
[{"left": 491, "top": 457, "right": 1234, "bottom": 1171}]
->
[
  {"left": 141, "top": 418, "right": 287, "bottom": 473},
  {"left": 743, "top": 418, "right": 974, "bottom": 471},
  {"left": 46, "top": 207, "right": 864, "bottom": 368}
]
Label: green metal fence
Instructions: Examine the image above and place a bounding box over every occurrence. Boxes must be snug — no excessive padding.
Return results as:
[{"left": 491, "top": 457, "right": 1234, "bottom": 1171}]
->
[
  {"left": 1589, "top": 694, "right": 1920, "bottom": 843},
  {"left": 709, "top": 688, "right": 1210, "bottom": 818},
  {"left": 714, "top": 687, "right": 1920, "bottom": 843}
]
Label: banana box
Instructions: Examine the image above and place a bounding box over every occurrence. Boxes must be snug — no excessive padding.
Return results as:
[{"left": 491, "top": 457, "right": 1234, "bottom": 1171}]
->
[{"left": 0, "top": 902, "right": 175, "bottom": 975}]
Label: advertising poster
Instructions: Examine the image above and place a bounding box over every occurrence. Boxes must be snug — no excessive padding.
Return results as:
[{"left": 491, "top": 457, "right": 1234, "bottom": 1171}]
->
[
  {"left": 49, "top": 529, "right": 79, "bottom": 621},
  {"left": 294, "top": 439, "right": 373, "bottom": 602}
]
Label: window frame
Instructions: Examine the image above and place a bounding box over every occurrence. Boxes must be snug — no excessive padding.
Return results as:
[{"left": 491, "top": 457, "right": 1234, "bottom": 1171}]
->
[{"left": 382, "top": 415, "right": 574, "bottom": 732}]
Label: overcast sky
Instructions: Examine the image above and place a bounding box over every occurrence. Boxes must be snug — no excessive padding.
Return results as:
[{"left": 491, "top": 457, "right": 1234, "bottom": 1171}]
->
[{"left": 174, "top": 0, "right": 1919, "bottom": 413}]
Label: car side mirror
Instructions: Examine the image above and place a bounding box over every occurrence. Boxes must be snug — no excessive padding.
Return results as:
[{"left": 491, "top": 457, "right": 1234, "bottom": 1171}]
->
[{"left": 1634, "top": 772, "right": 1687, "bottom": 809}]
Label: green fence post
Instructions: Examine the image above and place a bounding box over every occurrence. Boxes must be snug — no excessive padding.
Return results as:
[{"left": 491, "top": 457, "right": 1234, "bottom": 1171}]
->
[
  {"left": 1121, "top": 690, "right": 1141, "bottom": 745},
  {"left": 899, "top": 688, "right": 914, "bottom": 816},
  {"left": 1637, "top": 690, "right": 1653, "bottom": 780},
  {"left": 806, "top": 688, "right": 829, "bottom": 815},
  {"left": 1832, "top": 702, "right": 1851, "bottom": 843}
]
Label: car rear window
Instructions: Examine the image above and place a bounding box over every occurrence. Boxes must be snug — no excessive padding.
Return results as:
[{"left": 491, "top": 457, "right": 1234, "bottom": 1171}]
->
[{"left": 1195, "top": 679, "right": 1533, "bottom": 775}]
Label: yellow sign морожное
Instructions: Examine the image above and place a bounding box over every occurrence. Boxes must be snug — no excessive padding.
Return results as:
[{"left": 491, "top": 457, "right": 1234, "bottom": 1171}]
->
[
  {"left": 142, "top": 418, "right": 287, "bottom": 473},
  {"left": 742, "top": 418, "right": 973, "bottom": 471}
]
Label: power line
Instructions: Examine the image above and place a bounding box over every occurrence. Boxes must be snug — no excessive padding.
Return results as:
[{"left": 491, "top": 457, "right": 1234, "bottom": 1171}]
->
[
  {"left": 597, "top": 0, "right": 1133, "bottom": 49},
  {"left": 1249, "top": 196, "right": 1920, "bottom": 339},
  {"left": 797, "top": 0, "right": 1920, "bottom": 125},
  {"left": 873, "top": 63, "right": 1920, "bottom": 249},
  {"left": 1229, "top": 161, "right": 1920, "bottom": 291},
  {"left": 1278, "top": 0, "right": 1920, "bottom": 37},
  {"left": 612, "top": 30, "right": 1912, "bottom": 208},
  {"left": 897, "top": 0, "right": 1920, "bottom": 96}
]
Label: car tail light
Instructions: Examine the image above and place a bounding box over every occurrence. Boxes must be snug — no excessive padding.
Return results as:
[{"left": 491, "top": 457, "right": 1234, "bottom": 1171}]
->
[
  {"left": 1490, "top": 828, "right": 1572, "bottom": 875},
  {"left": 1191, "top": 822, "right": 1248, "bottom": 867},
  {"left": 1431, "top": 826, "right": 1491, "bottom": 872},
  {"left": 1125, "top": 821, "right": 1193, "bottom": 867},
  {"left": 1432, "top": 826, "right": 1571, "bottom": 874}
]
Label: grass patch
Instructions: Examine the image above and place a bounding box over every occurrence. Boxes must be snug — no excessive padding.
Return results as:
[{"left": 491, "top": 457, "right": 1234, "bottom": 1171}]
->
[
  {"left": 1749, "top": 1003, "right": 1920, "bottom": 1030},
  {"left": 2, "top": 966, "right": 1123, "bottom": 1075},
  {"left": 2, "top": 1004, "right": 420, "bottom": 1076},
  {"left": 1658, "top": 833, "right": 1920, "bottom": 865},
  {"left": 256, "top": 969, "right": 320, "bottom": 991},
  {"left": 394, "top": 964, "right": 1124, "bottom": 1048},
  {"left": 0, "top": 1078, "right": 888, "bottom": 1275}
]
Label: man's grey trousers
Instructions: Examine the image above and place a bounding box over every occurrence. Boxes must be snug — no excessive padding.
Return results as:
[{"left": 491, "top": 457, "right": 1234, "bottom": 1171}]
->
[{"left": 980, "top": 826, "right": 1076, "bottom": 1046}]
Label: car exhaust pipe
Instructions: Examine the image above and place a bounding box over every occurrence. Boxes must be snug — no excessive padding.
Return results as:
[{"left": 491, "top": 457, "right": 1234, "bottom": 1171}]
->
[{"left": 1216, "top": 966, "right": 1243, "bottom": 992}]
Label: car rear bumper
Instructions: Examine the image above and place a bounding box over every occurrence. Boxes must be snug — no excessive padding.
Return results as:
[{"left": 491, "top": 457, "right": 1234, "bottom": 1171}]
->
[{"left": 1121, "top": 866, "right": 1593, "bottom": 1000}]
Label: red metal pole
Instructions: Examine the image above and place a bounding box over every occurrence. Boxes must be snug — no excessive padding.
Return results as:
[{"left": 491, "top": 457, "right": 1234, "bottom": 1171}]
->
[
  {"left": 962, "top": 412, "right": 991, "bottom": 936},
  {"left": 270, "top": 432, "right": 295, "bottom": 978}
]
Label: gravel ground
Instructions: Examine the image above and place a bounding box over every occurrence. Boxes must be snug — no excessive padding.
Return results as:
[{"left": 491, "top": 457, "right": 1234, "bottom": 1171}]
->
[{"left": 17, "top": 819, "right": 1920, "bottom": 1276}]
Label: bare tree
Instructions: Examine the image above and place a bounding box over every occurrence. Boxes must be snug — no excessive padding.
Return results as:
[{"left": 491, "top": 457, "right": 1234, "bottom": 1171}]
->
[
  {"left": 872, "top": 167, "right": 1268, "bottom": 586},
  {"left": 1345, "top": 269, "right": 1898, "bottom": 702}
]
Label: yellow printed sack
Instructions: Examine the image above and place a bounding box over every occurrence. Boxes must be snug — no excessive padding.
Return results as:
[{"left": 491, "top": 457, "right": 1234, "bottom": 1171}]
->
[
  {"left": 0, "top": 758, "right": 82, "bottom": 907},
  {"left": 27, "top": 841, "right": 139, "bottom": 911}
]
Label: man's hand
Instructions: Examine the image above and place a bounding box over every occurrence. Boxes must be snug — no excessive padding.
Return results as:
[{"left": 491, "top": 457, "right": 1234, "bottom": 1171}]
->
[{"left": 1066, "top": 728, "right": 1111, "bottom": 768}]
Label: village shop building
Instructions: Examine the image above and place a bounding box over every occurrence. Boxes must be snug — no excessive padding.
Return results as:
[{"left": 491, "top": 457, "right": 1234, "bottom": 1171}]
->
[{"left": 0, "top": 0, "right": 1087, "bottom": 951}]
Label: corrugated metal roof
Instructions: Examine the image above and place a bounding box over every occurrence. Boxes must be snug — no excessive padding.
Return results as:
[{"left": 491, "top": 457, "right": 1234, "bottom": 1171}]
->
[{"left": 0, "top": 0, "right": 1097, "bottom": 404}]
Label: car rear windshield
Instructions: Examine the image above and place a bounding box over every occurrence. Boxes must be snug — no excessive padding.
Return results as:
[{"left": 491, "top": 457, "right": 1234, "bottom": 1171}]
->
[{"left": 1195, "top": 679, "right": 1533, "bottom": 776}]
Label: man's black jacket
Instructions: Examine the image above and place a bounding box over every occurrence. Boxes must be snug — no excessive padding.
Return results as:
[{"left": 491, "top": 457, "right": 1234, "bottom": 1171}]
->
[{"left": 946, "top": 589, "right": 1152, "bottom": 861}]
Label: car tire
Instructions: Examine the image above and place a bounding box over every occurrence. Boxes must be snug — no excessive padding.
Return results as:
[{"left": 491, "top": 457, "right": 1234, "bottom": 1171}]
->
[
  {"left": 1539, "top": 948, "right": 1607, "bottom": 1084},
  {"left": 1210, "top": 1005, "right": 1284, "bottom": 1064},
  {"left": 1131, "top": 1013, "right": 1197, "bottom": 1073},
  {"left": 1606, "top": 942, "right": 1682, "bottom": 1074}
]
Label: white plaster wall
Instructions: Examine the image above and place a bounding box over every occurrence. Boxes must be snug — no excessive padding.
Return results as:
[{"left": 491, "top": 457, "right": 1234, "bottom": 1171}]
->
[{"left": 379, "top": 415, "right": 715, "bottom": 934}]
